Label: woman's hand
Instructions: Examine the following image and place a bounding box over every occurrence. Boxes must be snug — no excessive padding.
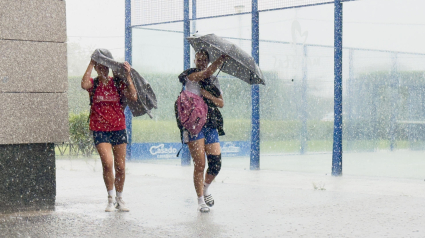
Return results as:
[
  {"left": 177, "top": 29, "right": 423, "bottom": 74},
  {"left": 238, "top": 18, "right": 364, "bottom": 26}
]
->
[
  {"left": 124, "top": 61, "right": 131, "bottom": 77},
  {"left": 123, "top": 61, "right": 134, "bottom": 86},
  {"left": 220, "top": 54, "right": 230, "bottom": 62}
]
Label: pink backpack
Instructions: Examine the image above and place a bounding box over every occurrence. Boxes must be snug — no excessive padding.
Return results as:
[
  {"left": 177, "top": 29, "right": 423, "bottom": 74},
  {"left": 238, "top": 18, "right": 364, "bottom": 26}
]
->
[{"left": 176, "top": 90, "right": 208, "bottom": 136}]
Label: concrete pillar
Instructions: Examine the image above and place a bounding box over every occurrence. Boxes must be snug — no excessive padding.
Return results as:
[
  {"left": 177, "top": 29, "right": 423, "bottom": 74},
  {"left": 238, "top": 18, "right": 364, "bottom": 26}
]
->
[{"left": 0, "top": 0, "right": 68, "bottom": 213}]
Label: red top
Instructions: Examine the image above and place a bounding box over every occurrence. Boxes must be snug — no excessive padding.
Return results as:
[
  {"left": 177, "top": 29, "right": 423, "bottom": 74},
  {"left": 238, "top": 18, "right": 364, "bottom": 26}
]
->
[{"left": 87, "top": 77, "right": 126, "bottom": 131}]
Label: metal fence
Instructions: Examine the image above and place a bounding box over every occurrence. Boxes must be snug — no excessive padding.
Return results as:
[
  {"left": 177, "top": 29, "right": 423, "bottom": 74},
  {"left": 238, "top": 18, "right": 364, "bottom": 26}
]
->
[{"left": 124, "top": 0, "right": 425, "bottom": 175}]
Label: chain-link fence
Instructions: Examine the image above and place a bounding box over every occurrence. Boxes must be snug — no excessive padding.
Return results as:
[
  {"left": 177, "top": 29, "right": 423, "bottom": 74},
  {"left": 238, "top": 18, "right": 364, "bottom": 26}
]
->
[{"left": 63, "top": 0, "right": 425, "bottom": 176}]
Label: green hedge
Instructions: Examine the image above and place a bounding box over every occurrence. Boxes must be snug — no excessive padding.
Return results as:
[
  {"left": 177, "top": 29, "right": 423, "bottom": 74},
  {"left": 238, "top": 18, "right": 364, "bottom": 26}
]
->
[
  {"left": 68, "top": 112, "right": 94, "bottom": 156},
  {"left": 131, "top": 119, "right": 334, "bottom": 143},
  {"left": 66, "top": 70, "right": 425, "bottom": 151},
  {"left": 67, "top": 71, "right": 332, "bottom": 121}
]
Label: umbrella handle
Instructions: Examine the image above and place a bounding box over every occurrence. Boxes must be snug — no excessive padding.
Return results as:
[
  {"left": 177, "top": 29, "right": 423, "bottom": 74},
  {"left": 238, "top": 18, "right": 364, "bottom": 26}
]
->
[{"left": 215, "top": 61, "right": 226, "bottom": 78}]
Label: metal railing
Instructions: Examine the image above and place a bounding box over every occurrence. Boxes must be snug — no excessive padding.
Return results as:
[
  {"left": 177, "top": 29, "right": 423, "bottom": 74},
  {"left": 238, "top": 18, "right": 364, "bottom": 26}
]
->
[{"left": 55, "top": 142, "right": 97, "bottom": 157}]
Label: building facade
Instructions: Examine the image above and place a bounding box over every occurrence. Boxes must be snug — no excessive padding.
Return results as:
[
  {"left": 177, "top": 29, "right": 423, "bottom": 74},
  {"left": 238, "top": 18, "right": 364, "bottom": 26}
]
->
[{"left": 0, "top": 0, "right": 68, "bottom": 212}]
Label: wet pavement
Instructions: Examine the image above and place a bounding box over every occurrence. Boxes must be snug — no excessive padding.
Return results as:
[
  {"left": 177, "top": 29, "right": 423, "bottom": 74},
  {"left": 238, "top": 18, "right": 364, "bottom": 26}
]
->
[{"left": 1, "top": 156, "right": 425, "bottom": 237}]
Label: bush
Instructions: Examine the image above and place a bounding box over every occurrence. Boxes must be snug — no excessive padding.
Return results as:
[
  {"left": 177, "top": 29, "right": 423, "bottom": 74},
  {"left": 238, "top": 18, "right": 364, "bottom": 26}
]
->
[{"left": 69, "top": 112, "right": 94, "bottom": 156}]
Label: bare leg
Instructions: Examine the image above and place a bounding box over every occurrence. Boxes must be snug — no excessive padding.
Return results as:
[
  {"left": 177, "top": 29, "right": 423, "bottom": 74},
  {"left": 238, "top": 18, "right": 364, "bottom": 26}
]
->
[
  {"left": 188, "top": 139, "right": 206, "bottom": 197},
  {"left": 204, "top": 142, "right": 221, "bottom": 184},
  {"left": 96, "top": 143, "right": 114, "bottom": 191},
  {"left": 112, "top": 143, "right": 127, "bottom": 193}
]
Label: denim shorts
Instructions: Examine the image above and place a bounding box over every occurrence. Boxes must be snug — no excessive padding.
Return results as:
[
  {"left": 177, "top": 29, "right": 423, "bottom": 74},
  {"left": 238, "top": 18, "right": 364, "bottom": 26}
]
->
[
  {"left": 187, "top": 127, "right": 219, "bottom": 145},
  {"left": 93, "top": 130, "right": 128, "bottom": 146}
]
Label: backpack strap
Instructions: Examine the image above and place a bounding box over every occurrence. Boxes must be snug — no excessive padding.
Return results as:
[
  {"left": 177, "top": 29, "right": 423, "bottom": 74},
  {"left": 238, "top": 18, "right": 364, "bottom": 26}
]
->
[
  {"left": 176, "top": 146, "right": 183, "bottom": 157},
  {"left": 113, "top": 77, "right": 124, "bottom": 106}
]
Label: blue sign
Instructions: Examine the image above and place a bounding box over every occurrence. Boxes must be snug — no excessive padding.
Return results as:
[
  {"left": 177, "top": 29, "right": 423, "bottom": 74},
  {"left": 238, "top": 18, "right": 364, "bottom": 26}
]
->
[{"left": 131, "top": 141, "right": 250, "bottom": 160}]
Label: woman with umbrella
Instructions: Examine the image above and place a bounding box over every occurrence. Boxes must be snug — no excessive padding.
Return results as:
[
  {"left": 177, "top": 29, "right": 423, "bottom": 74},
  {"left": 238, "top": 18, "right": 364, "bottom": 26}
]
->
[
  {"left": 81, "top": 49, "right": 137, "bottom": 212},
  {"left": 178, "top": 50, "right": 228, "bottom": 213}
]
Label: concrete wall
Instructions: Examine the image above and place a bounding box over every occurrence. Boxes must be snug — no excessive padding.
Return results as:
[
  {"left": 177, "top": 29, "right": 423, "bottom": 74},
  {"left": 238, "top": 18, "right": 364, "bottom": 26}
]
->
[
  {"left": 0, "top": 93, "right": 68, "bottom": 144},
  {"left": 0, "top": 40, "right": 67, "bottom": 93},
  {"left": 0, "top": 0, "right": 68, "bottom": 143},
  {"left": 0, "top": 0, "right": 68, "bottom": 212},
  {"left": 0, "top": 144, "right": 56, "bottom": 212},
  {"left": 0, "top": 0, "right": 66, "bottom": 42}
]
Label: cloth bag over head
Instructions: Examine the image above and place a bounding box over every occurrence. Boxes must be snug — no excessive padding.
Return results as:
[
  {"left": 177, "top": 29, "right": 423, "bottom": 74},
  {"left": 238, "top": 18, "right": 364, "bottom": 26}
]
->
[{"left": 91, "top": 49, "right": 157, "bottom": 118}]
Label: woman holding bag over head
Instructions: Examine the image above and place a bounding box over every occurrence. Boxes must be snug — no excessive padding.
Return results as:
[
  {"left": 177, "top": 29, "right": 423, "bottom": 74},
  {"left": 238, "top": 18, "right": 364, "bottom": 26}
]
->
[
  {"left": 81, "top": 49, "right": 137, "bottom": 212},
  {"left": 178, "top": 50, "right": 229, "bottom": 213}
]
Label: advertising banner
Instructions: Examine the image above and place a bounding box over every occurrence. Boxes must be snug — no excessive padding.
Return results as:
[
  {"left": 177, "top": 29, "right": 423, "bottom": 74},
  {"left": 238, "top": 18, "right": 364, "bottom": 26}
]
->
[{"left": 131, "top": 141, "right": 250, "bottom": 160}]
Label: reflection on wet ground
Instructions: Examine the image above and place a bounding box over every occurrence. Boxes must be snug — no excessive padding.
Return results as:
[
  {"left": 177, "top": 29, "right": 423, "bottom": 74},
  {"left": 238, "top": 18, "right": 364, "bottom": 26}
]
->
[{"left": 1, "top": 157, "right": 425, "bottom": 237}]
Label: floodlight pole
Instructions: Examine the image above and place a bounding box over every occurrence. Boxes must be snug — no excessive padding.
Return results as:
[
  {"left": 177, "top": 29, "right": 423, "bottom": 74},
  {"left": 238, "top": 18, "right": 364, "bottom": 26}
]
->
[
  {"left": 251, "top": 0, "right": 260, "bottom": 170},
  {"left": 181, "top": 0, "right": 191, "bottom": 166},
  {"left": 332, "top": 0, "right": 343, "bottom": 176},
  {"left": 190, "top": 0, "right": 197, "bottom": 67},
  {"left": 125, "top": 0, "right": 133, "bottom": 160},
  {"left": 346, "top": 49, "right": 354, "bottom": 151},
  {"left": 192, "top": 0, "right": 197, "bottom": 33},
  {"left": 184, "top": 0, "right": 190, "bottom": 66}
]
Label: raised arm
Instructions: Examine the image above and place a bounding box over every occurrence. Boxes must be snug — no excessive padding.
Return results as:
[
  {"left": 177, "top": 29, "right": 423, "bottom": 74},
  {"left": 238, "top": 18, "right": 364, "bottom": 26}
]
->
[
  {"left": 81, "top": 59, "right": 95, "bottom": 90},
  {"left": 187, "top": 54, "right": 228, "bottom": 82},
  {"left": 122, "top": 61, "right": 138, "bottom": 102}
]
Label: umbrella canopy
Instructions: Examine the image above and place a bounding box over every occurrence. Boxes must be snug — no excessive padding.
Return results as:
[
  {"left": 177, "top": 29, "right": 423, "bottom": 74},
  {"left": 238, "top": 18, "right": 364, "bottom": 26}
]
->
[{"left": 187, "top": 34, "right": 265, "bottom": 85}]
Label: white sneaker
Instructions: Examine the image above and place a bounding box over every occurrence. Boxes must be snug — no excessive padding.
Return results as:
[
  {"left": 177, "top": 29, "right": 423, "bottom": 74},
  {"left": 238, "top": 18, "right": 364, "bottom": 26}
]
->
[
  {"left": 115, "top": 197, "right": 130, "bottom": 212},
  {"left": 198, "top": 203, "right": 210, "bottom": 213},
  {"left": 105, "top": 196, "right": 115, "bottom": 212}
]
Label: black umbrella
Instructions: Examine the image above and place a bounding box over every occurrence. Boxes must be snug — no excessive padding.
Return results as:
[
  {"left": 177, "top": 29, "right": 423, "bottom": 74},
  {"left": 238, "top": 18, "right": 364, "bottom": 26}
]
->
[{"left": 187, "top": 34, "right": 265, "bottom": 85}]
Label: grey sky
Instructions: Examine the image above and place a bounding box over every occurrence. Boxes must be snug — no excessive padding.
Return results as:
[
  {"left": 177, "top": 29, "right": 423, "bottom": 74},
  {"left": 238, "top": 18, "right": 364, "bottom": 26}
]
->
[{"left": 66, "top": 0, "right": 125, "bottom": 73}]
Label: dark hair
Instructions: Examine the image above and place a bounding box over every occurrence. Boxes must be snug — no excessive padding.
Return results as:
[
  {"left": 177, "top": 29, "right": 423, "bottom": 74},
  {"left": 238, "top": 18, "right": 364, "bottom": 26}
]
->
[{"left": 196, "top": 50, "right": 210, "bottom": 62}]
